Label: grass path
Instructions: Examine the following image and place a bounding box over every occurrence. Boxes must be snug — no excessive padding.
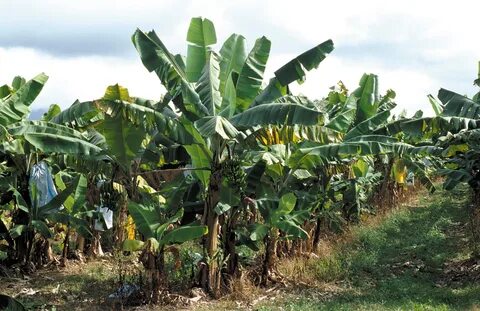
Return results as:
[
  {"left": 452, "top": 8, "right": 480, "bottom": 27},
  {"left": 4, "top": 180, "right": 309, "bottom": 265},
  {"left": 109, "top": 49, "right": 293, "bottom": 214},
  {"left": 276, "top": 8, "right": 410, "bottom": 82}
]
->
[{"left": 256, "top": 185, "right": 480, "bottom": 310}]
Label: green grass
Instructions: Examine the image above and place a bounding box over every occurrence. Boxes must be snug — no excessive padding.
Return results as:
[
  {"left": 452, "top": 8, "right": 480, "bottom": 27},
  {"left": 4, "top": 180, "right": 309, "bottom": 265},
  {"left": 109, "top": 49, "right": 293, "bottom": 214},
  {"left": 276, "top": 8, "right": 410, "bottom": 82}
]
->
[{"left": 258, "top": 185, "right": 480, "bottom": 310}]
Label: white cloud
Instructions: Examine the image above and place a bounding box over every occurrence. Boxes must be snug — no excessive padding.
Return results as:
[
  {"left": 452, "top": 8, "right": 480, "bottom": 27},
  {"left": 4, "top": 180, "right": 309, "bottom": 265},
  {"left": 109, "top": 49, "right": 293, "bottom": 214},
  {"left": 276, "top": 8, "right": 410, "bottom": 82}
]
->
[
  {"left": 0, "top": 47, "right": 164, "bottom": 110},
  {"left": 0, "top": 0, "right": 478, "bottom": 117}
]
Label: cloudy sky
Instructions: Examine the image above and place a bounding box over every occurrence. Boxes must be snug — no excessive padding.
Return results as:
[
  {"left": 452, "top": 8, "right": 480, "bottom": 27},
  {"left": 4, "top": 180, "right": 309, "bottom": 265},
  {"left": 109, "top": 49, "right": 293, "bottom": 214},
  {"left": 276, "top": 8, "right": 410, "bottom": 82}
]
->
[{"left": 1, "top": 0, "right": 478, "bottom": 118}]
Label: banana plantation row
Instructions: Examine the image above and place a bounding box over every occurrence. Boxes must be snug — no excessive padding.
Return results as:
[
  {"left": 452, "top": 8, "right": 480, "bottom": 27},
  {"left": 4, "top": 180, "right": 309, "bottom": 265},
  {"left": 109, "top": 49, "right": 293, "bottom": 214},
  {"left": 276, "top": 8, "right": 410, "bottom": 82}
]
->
[{"left": 1, "top": 17, "right": 479, "bottom": 303}]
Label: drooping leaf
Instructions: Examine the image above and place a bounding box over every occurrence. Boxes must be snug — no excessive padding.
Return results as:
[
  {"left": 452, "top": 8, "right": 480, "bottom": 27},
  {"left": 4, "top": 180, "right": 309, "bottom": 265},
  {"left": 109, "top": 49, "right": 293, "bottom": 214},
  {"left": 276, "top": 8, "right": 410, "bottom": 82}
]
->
[
  {"left": 275, "top": 193, "right": 296, "bottom": 217},
  {"left": 291, "top": 139, "right": 417, "bottom": 168},
  {"left": 194, "top": 115, "right": 239, "bottom": 140},
  {"left": 352, "top": 158, "right": 370, "bottom": 178},
  {"left": 32, "top": 220, "right": 52, "bottom": 238},
  {"left": 154, "top": 208, "right": 184, "bottom": 241},
  {"left": 161, "top": 225, "right": 208, "bottom": 246},
  {"left": 250, "top": 78, "right": 288, "bottom": 108},
  {"left": 9, "top": 225, "right": 27, "bottom": 239},
  {"left": 249, "top": 223, "right": 269, "bottom": 241},
  {"left": 39, "top": 175, "right": 81, "bottom": 219},
  {"left": 51, "top": 100, "right": 103, "bottom": 128},
  {"left": 4, "top": 121, "right": 103, "bottom": 157},
  {"left": 97, "top": 113, "right": 145, "bottom": 169},
  {"left": 232, "top": 103, "right": 324, "bottom": 128},
  {"left": 274, "top": 39, "right": 334, "bottom": 86},
  {"left": 184, "top": 144, "right": 212, "bottom": 187},
  {"left": 375, "top": 116, "right": 480, "bottom": 138},
  {"left": 127, "top": 201, "right": 162, "bottom": 239},
  {"left": 276, "top": 220, "right": 308, "bottom": 239},
  {"left": 439, "top": 168, "right": 472, "bottom": 190},
  {"left": 439, "top": 88, "right": 480, "bottom": 119},
  {"left": 132, "top": 29, "right": 207, "bottom": 119}
]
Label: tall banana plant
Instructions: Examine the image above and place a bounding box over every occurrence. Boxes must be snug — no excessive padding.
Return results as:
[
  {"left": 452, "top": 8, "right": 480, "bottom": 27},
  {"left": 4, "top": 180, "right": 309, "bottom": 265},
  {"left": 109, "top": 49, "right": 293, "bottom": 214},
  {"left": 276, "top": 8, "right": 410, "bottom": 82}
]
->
[
  {"left": 132, "top": 16, "right": 334, "bottom": 296},
  {"left": 49, "top": 84, "right": 190, "bottom": 258},
  {"left": 260, "top": 75, "right": 438, "bottom": 256},
  {"left": 0, "top": 74, "right": 103, "bottom": 265}
]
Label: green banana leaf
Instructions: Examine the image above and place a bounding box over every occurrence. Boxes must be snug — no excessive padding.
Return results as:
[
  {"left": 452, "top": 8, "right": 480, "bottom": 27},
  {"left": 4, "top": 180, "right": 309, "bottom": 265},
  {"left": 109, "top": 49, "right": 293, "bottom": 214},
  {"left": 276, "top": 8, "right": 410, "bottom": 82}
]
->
[
  {"left": 276, "top": 220, "right": 308, "bottom": 239},
  {"left": 344, "top": 110, "right": 391, "bottom": 141},
  {"left": 375, "top": 116, "right": 480, "bottom": 138},
  {"left": 51, "top": 100, "right": 103, "bottom": 128},
  {"left": 0, "top": 73, "right": 48, "bottom": 126},
  {"left": 235, "top": 36, "right": 271, "bottom": 112},
  {"left": 127, "top": 202, "right": 162, "bottom": 239},
  {"left": 195, "top": 52, "right": 222, "bottom": 115},
  {"left": 231, "top": 103, "right": 324, "bottom": 127},
  {"left": 41, "top": 104, "right": 61, "bottom": 121},
  {"left": 439, "top": 88, "right": 480, "bottom": 119},
  {"left": 438, "top": 168, "right": 472, "bottom": 190},
  {"left": 428, "top": 94, "right": 443, "bottom": 116},
  {"left": 160, "top": 225, "right": 208, "bottom": 246},
  {"left": 184, "top": 144, "right": 212, "bottom": 187},
  {"left": 96, "top": 113, "right": 145, "bottom": 169},
  {"left": 219, "top": 34, "right": 247, "bottom": 93},
  {"left": 194, "top": 115, "right": 239, "bottom": 140},
  {"left": 186, "top": 17, "right": 217, "bottom": 82},
  {"left": 132, "top": 29, "right": 207, "bottom": 119},
  {"left": 3, "top": 121, "right": 103, "bottom": 156},
  {"left": 353, "top": 74, "right": 379, "bottom": 124},
  {"left": 274, "top": 39, "right": 334, "bottom": 86},
  {"left": 326, "top": 95, "right": 357, "bottom": 133}
]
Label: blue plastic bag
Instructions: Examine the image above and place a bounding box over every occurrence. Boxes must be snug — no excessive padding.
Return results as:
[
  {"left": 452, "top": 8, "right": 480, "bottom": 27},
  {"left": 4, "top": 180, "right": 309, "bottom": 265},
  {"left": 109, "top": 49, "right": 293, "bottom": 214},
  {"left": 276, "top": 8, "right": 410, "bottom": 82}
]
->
[{"left": 29, "top": 161, "right": 60, "bottom": 209}]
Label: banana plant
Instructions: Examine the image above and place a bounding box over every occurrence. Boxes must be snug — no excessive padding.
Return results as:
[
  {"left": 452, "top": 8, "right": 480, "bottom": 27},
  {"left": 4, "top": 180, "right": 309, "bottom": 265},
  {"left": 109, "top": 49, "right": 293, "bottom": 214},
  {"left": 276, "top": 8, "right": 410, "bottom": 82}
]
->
[
  {"left": 249, "top": 192, "right": 307, "bottom": 284},
  {"left": 1, "top": 173, "right": 82, "bottom": 265},
  {"left": 132, "top": 16, "right": 334, "bottom": 296},
  {"left": 0, "top": 74, "right": 104, "bottom": 265},
  {"left": 124, "top": 201, "right": 207, "bottom": 302},
  {"left": 264, "top": 76, "right": 438, "bottom": 253},
  {"left": 50, "top": 84, "right": 196, "bottom": 256}
]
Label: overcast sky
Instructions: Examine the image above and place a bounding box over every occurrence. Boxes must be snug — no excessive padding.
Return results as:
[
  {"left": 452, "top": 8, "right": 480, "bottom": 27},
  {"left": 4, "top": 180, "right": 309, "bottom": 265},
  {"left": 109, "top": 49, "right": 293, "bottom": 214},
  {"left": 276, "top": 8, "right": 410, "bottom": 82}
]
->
[{"left": 1, "top": 0, "right": 478, "bottom": 117}]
